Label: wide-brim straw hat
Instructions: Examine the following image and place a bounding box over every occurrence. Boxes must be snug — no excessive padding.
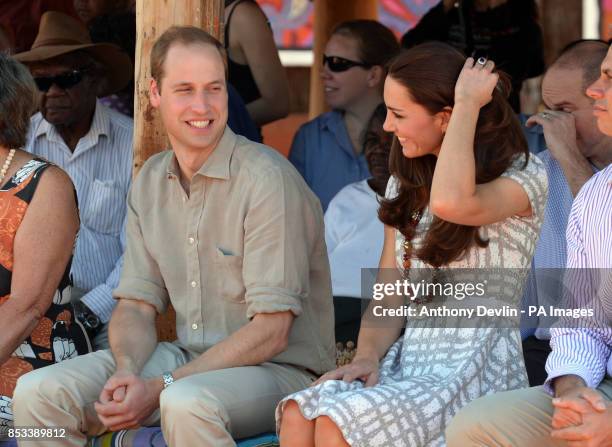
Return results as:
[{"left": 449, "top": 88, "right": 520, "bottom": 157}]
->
[{"left": 14, "top": 11, "right": 132, "bottom": 97}]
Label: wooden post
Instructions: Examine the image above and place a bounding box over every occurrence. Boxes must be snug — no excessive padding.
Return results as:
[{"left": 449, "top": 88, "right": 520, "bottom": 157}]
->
[
  {"left": 133, "top": 0, "right": 224, "bottom": 174},
  {"left": 539, "top": 0, "right": 582, "bottom": 67},
  {"left": 308, "top": 0, "right": 378, "bottom": 119}
]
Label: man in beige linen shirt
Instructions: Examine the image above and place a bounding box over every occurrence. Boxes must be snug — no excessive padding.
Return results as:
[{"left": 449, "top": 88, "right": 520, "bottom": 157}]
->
[{"left": 12, "top": 27, "right": 335, "bottom": 447}]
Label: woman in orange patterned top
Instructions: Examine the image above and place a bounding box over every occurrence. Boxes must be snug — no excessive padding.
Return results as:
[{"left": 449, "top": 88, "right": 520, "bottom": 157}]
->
[{"left": 0, "top": 54, "right": 90, "bottom": 437}]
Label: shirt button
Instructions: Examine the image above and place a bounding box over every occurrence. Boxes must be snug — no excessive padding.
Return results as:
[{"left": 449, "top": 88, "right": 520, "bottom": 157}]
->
[
  {"left": 191, "top": 281, "right": 197, "bottom": 288},
  {"left": 191, "top": 323, "right": 198, "bottom": 330},
  {"left": 188, "top": 237, "right": 195, "bottom": 245}
]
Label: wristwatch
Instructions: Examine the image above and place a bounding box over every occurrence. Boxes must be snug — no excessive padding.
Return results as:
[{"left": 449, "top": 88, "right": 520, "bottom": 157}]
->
[
  {"left": 73, "top": 301, "right": 101, "bottom": 338},
  {"left": 162, "top": 372, "right": 175, "bottom": 389}
]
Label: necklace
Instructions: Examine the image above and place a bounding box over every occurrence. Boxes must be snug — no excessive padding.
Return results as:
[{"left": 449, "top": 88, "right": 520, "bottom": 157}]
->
[
  {"left": 402, "top": 209, "right": 439, "bottom": 305},
  {"left": 401, "top": 210, "right": 422, "bottom": 271},
  {"left": 0, "top": 149, "right": 16, "bottom": 184}
]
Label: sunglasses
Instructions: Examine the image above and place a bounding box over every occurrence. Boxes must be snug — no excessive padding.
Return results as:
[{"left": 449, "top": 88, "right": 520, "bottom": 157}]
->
[
  {"left": 34, "top": 70, "right": 86, "bottom": 92},
  {"left": 322, "top": 55, "right": 372, "bottom": 73}
]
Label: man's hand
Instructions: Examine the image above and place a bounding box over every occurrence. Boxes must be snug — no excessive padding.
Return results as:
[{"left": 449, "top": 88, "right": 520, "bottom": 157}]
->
[
  {"left": 551, "top": 388, "right": 611, "bottom": 446},
  {"left": 551, "top": 385, "right": 588, "bottom": 430},
  {"left": 526, "top": 110, "right": 592, "bottom": 195},
  {"left": 526, "top": 110, "right": 581, "bottom": 160},
  {"left": 94, "top": 370, "right": 162, "bottom": 431}
]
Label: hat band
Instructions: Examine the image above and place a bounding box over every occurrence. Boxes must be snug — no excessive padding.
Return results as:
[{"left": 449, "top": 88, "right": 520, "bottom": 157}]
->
[{"left": 33, "top": 37, "right": 92, "bottom": 48}]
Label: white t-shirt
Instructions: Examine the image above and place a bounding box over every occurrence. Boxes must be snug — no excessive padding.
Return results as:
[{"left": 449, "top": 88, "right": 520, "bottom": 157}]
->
[{"left": 324, "top": 179, "right": 384, "bottom": 298}]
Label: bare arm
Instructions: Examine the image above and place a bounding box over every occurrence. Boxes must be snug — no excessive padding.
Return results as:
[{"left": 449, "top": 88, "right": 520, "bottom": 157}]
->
[
  {"left": 172, "top": 311, "right": 294, "bottom": 380},
  {"left": 430, "top": 58, "right": 532, "bottom": 225},
  {"left": 230, "top": 0, "right": 290, "bottom": 126},
  {"left": 108, "top": 298, "right": 158, "bottom": 374},
  {"left": 313, "top": 224, "right": 405, "bottom": 387},
  {"left": 354, "top": 224, "right": 406, "bottom": 362},
  {"left": 0, "top": 166, "right": 78, "bottom": 364}
]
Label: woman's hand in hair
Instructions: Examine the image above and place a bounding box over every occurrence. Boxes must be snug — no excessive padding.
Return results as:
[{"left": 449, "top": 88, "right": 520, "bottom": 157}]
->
[{"left": 454, "top": 57, "right": 499, "bottom": 109}]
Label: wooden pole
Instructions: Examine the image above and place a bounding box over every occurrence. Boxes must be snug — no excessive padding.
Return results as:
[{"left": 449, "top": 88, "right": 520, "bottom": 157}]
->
[
  {"left": 133, "top": 0, "right": 224, "bottom": 175},
  {"left": 539, "top": 0, "right": 582, "bottom": 67},
  {"left": 134, "top": 0, "right": 223, "bottom": 340},
  {"left": 308, "top": 0, "right": 378, "bottom": 119}
]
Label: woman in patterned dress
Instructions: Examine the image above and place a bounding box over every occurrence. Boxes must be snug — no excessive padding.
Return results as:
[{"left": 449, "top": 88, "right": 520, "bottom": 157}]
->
[
  {"left": 0, "top": 54, "right": 90, "bottom": 437},
  {"left": 277, "top": 42, "right": 548, "bottom": 447}
]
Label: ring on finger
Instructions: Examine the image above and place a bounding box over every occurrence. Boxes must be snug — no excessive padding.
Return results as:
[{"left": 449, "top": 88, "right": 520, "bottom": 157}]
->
[
  {"left": 476, "top": 57, "right": 487, "bottom": 66},
  {"left": 540, "top": 112, "right": 551, "bottom": 119}
]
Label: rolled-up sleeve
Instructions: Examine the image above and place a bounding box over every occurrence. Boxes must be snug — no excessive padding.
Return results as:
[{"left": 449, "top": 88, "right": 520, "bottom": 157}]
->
[
  {"left": 242, "top": 167, "right": 321, "bottom": 320},
  {"left": 544, "top": 184, "right": 612, "bottom": 393},
  {"left": 113, "top": 184, "right": 169, "bottom": 314}
]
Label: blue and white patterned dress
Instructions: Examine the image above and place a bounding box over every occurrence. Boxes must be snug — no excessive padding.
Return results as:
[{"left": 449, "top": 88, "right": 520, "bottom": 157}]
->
[{"left": 276, "top": 153, "right": 548, "bottom": 446}]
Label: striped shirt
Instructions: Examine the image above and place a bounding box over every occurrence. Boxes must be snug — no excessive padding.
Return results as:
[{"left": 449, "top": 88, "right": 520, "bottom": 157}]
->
[
  {"left": 545, "top": 164, "right": 612, "bottom": 392},
  {"left": 520, "top": 150, "right": 599, "bottom": 340},
  {"left": 25, "top": 101, "right": 133, "bottom": 323}
]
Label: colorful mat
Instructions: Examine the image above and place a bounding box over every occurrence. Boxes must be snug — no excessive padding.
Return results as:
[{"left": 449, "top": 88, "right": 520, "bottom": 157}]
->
[{"left": 3, "top": 430, "right": 278, "bottom": 447}]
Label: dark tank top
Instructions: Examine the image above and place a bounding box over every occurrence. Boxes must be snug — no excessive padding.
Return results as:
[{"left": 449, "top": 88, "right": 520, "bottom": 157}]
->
[{"left": 225, "top": 0, "right": 262, "bottom": 105}]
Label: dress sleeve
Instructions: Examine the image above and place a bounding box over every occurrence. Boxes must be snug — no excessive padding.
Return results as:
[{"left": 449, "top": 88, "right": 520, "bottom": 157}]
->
[{"left": 500, "top": 153, "right": 548, "bottom": 221}]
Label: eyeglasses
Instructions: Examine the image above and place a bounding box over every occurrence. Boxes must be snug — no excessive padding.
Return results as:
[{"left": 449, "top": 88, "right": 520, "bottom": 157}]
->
[
  {"left": 34, "top": 70, "right": 86, "bottom": 92},
  {"left": 322, "top": 55, "right": 372, "bottom": 72}
]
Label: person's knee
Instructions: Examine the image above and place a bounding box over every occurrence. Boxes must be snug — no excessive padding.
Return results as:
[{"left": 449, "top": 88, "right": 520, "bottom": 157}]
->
[
  {"left": 13, "top": 367, "right": 60, "bottom": 407},
  {"left": 314, "top": 416, "right": 348, "bottom": 447},
  {"left": 160, "top": 381, "right": 228, "bottom": 425},
  {"left": 446, "top": 394, "right": 508, "bottom": 447},
  {"left": 279, "top": 400, "right": 306, "bottom": 433}
]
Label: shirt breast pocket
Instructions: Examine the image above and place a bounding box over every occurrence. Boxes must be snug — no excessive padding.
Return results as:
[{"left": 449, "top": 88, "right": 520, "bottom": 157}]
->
[
  {"left": 82, "top": 179, "right": 125, "bottom": 235},
  {"left": 214, "top": 248, "right": 246, "bottom": 303}
]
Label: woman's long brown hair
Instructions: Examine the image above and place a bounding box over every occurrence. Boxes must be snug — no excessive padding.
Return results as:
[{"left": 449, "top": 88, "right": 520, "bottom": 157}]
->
[{"left": 378, "top": 42, "right": 529, "bottom": 267}]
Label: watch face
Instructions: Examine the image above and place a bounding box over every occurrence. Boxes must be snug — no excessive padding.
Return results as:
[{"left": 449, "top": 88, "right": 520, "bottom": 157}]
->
[
  {"left": 86, "top": 315, "right": 100, "bottom": 329},
  {"left": 163, "top": 373, "right": 174, "bottom": 388}
]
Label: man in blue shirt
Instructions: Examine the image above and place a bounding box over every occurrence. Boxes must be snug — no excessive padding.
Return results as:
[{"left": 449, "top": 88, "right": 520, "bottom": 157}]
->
[{"left": 518, "top": 40, "right": 612, "bottom": 386}]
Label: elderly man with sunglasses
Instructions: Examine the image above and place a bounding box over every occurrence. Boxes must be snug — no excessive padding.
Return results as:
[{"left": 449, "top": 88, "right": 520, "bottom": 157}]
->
[{"left": 15, "top": 12, "right": 133, "bottom": 350}]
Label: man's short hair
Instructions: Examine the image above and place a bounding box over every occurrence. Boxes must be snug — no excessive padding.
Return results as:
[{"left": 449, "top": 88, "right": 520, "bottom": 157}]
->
[
  {"left": 551, "top": 39, "right": 609, "bottom": 89},
  {"left": 150, "top": 26, "right": 227, "bottom": 89}
]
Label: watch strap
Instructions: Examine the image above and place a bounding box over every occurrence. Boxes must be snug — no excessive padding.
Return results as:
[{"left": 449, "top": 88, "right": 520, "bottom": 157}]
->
[{"left": 162, "top": 372, "right": 174, "bottom": 388}]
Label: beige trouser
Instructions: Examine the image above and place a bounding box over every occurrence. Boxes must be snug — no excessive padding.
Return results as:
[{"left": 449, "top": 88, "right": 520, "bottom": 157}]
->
[
  {"left": 12, "top": 342, "right": 314, "bottom": 447},
  {"left": 446, "top": 377, "right": 612, "bottom": 447}
]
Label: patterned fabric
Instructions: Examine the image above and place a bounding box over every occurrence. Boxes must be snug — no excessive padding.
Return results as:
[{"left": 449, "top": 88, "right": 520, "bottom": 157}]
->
[
  {"left": 26, "top": 101, "right": 133, "bottom": 323},
  {"left": 276, "top": 153, "right": 548, "bottom": 446},
  {"left": 0, "top": 159, "right": 91, "bottom": 437},
  {"left": 544, "top": 163, "right": 612, "bottom": 393}
]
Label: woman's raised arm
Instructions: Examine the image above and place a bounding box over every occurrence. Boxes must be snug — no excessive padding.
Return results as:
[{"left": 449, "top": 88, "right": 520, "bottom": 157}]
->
[{"left": 430, "top": 57, "right": 532, "bottom": 226}]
